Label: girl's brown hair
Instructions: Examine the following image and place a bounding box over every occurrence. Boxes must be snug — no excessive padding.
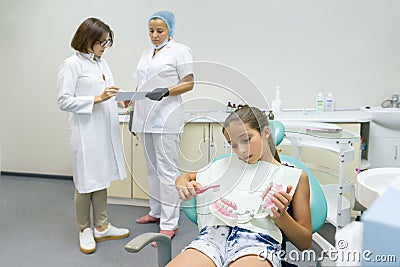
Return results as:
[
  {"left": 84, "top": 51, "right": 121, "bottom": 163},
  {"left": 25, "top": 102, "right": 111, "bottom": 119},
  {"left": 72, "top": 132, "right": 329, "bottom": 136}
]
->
[
  {"left": 71, "top": 18, "right": 114, "bottom": 53},
  {"left": 222, "top": 105, "right": 281, "bottom": 162}
]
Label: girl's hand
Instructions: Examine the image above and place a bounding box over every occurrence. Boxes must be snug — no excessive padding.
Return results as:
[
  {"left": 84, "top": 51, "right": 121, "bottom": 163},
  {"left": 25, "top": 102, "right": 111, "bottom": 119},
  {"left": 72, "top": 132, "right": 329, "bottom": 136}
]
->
[
  {"left": 272, "top": 185, "right": 293, "bottom": 219},
  {"left": 176, "top": 181, "right": 202, "bottom": 200},
  {"left": 94, "top": 86, "right": 119, "bottom": 104}
]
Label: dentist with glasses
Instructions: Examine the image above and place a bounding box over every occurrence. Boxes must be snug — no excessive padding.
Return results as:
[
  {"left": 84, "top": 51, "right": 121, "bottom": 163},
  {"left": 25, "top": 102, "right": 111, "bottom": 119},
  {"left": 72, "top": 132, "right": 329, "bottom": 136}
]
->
[
  {"left": 57, "top": 17, "right": 129, "bottom": 254},
  {"left": 129, "top": 10, "right": 194, "bottom": 245}
]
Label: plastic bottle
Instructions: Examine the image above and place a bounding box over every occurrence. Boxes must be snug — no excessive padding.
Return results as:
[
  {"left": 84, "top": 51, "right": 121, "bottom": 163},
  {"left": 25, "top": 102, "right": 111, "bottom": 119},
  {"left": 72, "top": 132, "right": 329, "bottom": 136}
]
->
[
  {"left": 316, "top": 92, "right": 325, "bottom": 112},
  {"left": 325, "top": 93, "right": 335, "bottom": 112},
  {"left": 267, "top": 110, "right": 275, "bottom": 120},
  {"left": 226, "top": 102, "right": 233, "bottom": 113},
  {"left": 271, "top": 86, "right": 282, "bottom": 115}
]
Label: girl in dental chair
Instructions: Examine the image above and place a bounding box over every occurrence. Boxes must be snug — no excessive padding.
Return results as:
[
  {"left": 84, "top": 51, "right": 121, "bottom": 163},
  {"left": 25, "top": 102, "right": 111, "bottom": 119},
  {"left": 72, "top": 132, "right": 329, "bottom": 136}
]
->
[{"left": 171, "top": 106, "right": 311, "bottom": 267}]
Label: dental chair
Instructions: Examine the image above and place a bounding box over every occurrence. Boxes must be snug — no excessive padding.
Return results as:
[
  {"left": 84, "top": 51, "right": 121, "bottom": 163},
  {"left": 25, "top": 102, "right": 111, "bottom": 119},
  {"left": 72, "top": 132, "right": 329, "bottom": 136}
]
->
[{"left": 125, "top": 121, "right": 328, "bottom": 267}]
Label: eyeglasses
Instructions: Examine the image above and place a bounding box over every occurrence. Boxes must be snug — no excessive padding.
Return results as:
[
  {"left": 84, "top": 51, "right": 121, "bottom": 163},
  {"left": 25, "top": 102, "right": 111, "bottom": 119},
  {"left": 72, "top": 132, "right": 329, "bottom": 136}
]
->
[{"left": 97, "top": 39, "right": 113, "bottom": 47}]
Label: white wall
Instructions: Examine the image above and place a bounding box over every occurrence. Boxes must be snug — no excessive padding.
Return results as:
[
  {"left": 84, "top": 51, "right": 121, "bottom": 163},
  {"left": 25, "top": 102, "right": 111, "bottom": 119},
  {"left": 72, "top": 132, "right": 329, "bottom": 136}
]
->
[{"left": 1, "top": 0, "right": 399, "bottom": 175}]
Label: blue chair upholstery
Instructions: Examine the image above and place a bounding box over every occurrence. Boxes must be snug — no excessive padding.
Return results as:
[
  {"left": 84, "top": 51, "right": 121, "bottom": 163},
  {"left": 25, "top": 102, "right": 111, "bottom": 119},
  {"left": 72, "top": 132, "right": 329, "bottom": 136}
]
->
[{"left": 269, "top": 120, "right": 285, "bottom": 146}]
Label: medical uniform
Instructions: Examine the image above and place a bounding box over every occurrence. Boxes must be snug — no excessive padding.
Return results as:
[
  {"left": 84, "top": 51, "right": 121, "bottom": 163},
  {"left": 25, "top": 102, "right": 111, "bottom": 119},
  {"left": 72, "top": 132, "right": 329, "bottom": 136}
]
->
[
  {"left": 132, "top": 39, "right": 194, "bottom": 230},
  {"left": 58, "top": 52, "right": 127, "bottom": 194}
]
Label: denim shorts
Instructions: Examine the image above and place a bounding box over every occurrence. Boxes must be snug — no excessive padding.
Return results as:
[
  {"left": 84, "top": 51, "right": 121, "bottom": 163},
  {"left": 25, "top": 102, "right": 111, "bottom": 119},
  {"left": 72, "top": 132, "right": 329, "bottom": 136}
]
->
[{"left": 184, "top": 225, "right": 282, "bottom": 267}]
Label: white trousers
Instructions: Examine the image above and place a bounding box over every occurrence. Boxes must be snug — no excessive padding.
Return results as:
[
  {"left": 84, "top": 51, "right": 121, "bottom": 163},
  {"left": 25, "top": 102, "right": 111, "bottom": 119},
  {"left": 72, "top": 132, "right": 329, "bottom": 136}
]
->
[{"left": 139, "top": 133, "right": 181, "bottom": 230}]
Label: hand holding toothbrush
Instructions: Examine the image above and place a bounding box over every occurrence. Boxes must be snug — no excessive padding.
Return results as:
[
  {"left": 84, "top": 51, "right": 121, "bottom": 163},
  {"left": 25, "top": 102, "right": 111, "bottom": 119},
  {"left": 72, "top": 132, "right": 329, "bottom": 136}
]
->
[
  {"left": 176, "top": 180, "right": 203, "bottom": 200},
  {"left": 175, "top": 172, "right": 221, "bottom": 200},
  {"left": 177, "top": 181, "right": 221, "bottom": 200},
  {"left": 195, "top": 184, "right": 221, "bottom": 194}
]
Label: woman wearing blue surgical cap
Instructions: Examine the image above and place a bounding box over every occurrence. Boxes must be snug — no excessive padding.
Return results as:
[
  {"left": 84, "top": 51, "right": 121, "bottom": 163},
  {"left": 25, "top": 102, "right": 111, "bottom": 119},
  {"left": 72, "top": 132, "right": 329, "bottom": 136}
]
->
[{"left": 129, "top": 10, "right": 194, "bottom": 245}]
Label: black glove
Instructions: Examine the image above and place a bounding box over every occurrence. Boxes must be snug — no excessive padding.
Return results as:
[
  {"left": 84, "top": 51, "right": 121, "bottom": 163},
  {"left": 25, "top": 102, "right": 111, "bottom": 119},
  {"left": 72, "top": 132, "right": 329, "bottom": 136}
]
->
[{"left": 145, "top": 88, "right": 169, "bottom": 101}]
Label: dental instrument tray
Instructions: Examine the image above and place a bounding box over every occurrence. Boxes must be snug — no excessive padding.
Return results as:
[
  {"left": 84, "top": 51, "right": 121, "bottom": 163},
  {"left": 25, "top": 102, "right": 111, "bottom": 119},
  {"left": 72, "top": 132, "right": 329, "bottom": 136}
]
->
[
  {"left": 284, "top": 121, "right": 343, "bottom": 134},
  {"left": 306, "top": 127, "right": 343, "bottom": 133}
]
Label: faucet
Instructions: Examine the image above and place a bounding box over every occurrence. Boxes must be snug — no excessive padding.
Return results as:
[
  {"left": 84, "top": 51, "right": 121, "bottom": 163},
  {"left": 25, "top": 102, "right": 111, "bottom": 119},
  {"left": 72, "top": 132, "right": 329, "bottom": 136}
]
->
[{"left": 392, "top": 94, "right": 399, "bottom": 108}]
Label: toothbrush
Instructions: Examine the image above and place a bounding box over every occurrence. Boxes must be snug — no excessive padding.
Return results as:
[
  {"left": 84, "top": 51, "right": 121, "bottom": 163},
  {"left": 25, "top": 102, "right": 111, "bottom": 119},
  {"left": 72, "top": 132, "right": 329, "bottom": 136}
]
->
[{"left": 195, "top": 184, "right": 221, "bottom": 194}]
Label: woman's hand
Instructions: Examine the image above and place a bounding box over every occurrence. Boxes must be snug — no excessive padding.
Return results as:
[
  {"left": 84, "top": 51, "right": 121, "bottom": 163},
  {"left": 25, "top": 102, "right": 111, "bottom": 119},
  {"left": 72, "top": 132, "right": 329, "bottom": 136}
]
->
[
  {"left": 271, "top": 185, "right": 293, "bottom": 220},
  {"left": 176, "top": 180, "right": 202, "bottom": 200},
  {"left": 94, "top": 86, "right": 119, "bottom": 104},
  {"left": 123, "top": 100, "right": 131, "bottom": 108},
  {"left": 117, "top": 100, "right": 131, "bottom": 109}
]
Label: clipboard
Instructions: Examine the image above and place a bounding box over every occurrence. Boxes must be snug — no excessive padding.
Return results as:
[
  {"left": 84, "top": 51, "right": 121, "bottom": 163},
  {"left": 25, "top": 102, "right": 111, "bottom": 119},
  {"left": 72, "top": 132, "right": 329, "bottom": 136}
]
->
[{"left": 115, "top": 91, "right": 147, "bottom": 101}]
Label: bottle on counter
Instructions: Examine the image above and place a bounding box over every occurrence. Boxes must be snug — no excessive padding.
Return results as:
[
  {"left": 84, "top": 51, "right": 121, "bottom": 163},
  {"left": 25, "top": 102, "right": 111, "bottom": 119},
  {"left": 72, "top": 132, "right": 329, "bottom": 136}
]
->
[
  {"left": 271, "top": 86, "right": 282, "bottom": 115},
  {"left": 267, "top": 110, "right": 275, "bottom": 120},
  {"left": 325, "top": 93, "right": 335, "bottom": 112},
  {"left": 226, "top": 101, "right": 233, "bottom": 113},
  {"left": 316, "top": 92, "right": 325, "bottom": 112}
]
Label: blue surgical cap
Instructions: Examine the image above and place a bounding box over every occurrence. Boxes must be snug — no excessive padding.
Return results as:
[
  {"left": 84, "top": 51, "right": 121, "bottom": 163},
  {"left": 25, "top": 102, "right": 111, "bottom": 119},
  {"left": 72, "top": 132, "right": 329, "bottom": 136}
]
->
[{"left": 148, "top": 10, "right": 176, "bottom": 37}]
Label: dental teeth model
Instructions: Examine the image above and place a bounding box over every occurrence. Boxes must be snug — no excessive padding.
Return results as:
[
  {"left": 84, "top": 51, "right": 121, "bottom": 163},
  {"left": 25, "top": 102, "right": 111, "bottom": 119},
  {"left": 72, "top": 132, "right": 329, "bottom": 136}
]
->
[
  {"left": 209, "top": 198, "right": 239, "bottom": 225},
  {"left": 209, "top": 183, "right": 286, "bottom": 225},
  {"left": 260, "top": 183, "right": 287, "bottom": 215}
]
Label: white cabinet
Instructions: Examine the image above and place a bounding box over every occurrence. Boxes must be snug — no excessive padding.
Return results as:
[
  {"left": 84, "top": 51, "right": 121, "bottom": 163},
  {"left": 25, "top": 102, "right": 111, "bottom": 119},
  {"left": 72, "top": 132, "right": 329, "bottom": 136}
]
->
[
  {"left": 131, "top": 134, "right": 150, "bottom": 199},
  {"left": 108, "top": 123, "right": 150, "bottom": 200},
  {"left": 368, "top": 122, "right": 400, "bottom": 168},
  {"left": 108, "top": 123, "right": 133, "bottom": 198}
]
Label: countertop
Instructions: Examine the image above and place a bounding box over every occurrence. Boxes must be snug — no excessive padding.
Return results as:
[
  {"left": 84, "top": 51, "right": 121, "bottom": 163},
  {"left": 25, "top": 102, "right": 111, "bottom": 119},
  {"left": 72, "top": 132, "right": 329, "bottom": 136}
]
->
[
  {"left": 274, "top": 109, "right": 372, "bottom": 123},
  {"left": 120, "top": 109, "right": 373, "bottom": 124},
  {"left": 183, "top": 109, "right": 373, "bottom": 124}
]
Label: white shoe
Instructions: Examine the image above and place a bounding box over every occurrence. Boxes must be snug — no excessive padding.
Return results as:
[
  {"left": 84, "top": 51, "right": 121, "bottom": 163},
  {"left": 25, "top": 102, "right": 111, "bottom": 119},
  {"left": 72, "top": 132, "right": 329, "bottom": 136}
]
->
[
  {"left": 79, "top": 228, "right": 96, "bottom": 254},
  {"left": 94, "top": 223, "right": 130, "bottom": 242}
]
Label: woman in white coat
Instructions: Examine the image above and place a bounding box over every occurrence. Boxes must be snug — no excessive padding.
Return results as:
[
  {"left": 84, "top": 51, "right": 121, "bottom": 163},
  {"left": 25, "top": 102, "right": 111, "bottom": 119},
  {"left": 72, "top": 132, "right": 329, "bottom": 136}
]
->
[
  {"left": 130, "top": 11, "right": 194, "bottom": 245},
  {"left": 57, "top": 17, "right": 130, "bottom": 254}
]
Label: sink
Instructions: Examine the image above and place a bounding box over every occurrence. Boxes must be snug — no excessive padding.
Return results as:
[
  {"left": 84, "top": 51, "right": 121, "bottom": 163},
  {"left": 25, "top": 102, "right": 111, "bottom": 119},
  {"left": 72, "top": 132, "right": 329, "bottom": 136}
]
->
[
  {"left": 356, "top": 167, "right": 400, "bottom": 208},
  {"left": 362, "top": 106, "right": 400, "bottom": 130}
]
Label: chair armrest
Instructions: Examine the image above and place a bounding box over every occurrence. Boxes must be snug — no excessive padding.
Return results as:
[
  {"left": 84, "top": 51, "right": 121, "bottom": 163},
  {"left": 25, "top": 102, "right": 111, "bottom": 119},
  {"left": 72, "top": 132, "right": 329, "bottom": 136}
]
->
[{"left": 125, "top": 233, "right": 172, "bottom": 267}]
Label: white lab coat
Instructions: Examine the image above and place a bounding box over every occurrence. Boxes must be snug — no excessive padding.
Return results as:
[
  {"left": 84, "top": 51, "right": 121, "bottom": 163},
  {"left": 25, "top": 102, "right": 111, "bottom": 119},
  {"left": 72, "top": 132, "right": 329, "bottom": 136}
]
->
[
  {"left": 131, "top": 39, "right": 194, "bottom": 133},
  {"left": 57, "top": 52, "right": 127, "bottom": 193}
]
